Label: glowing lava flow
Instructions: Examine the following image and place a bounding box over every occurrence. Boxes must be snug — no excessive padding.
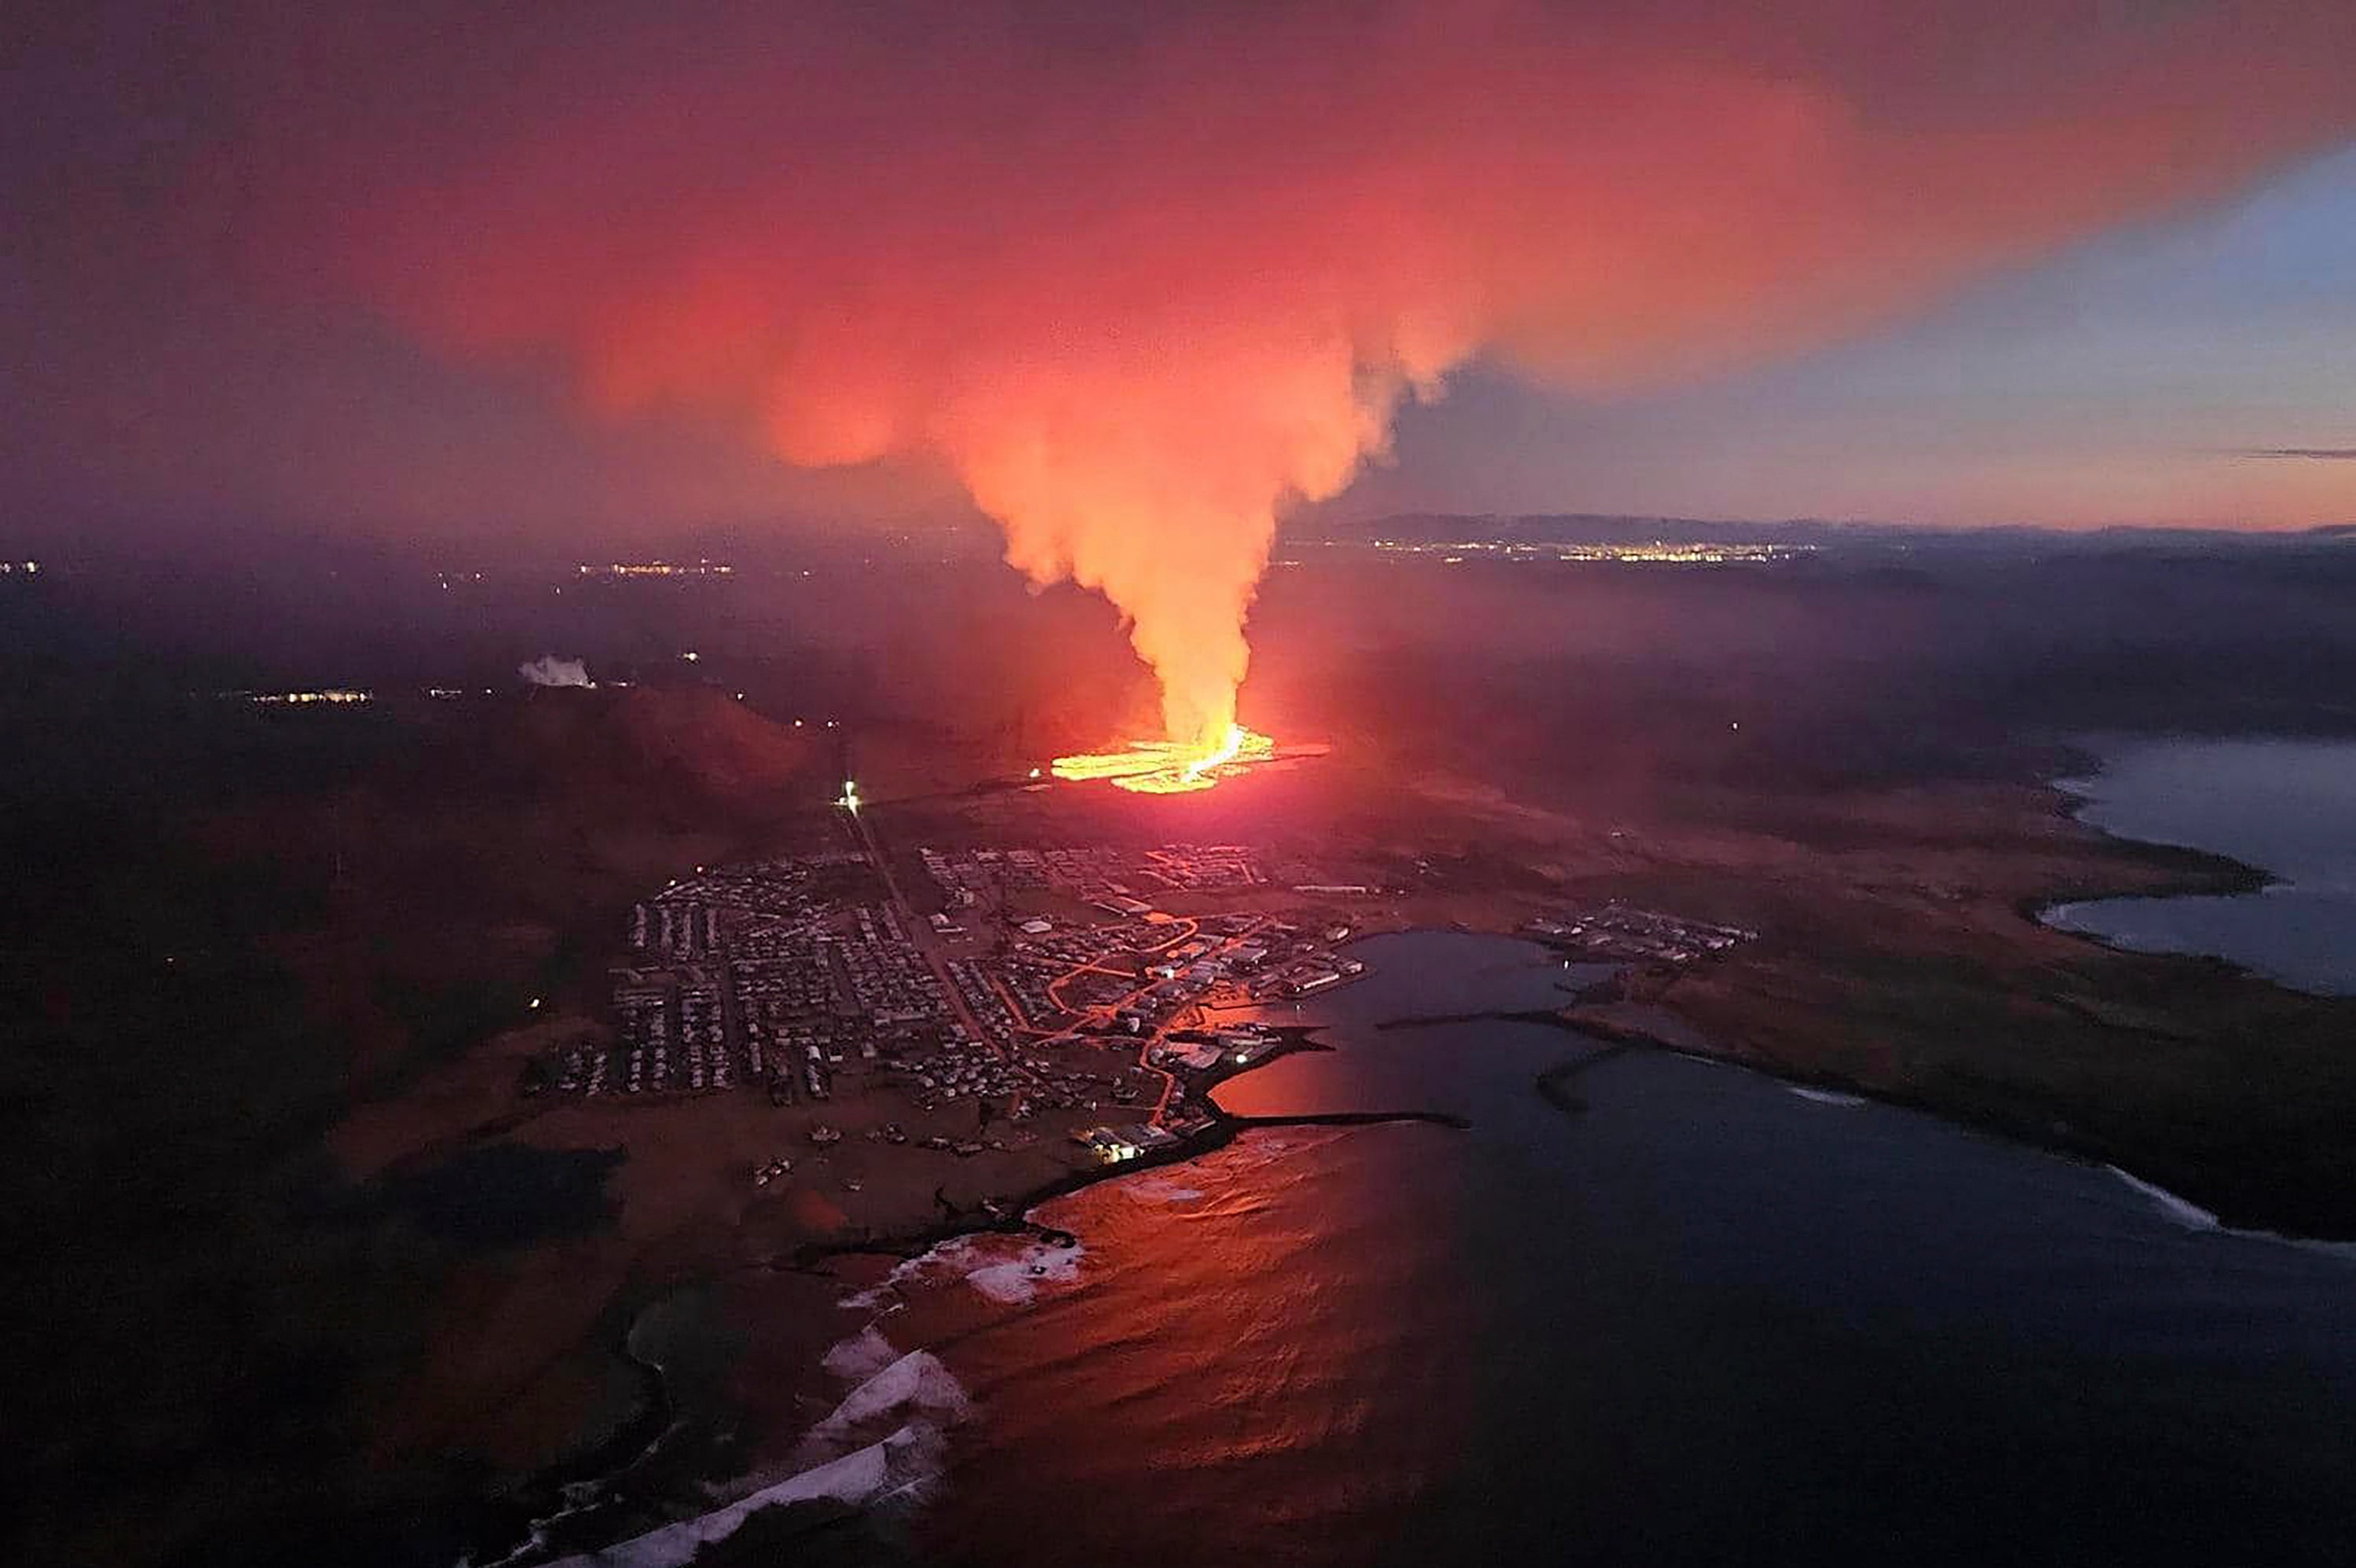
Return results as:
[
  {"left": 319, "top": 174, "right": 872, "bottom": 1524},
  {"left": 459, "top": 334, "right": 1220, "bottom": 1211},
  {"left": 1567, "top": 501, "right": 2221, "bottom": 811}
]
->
[{"left": 1052, "top": 725, "right": 1277, "bottom": 794}]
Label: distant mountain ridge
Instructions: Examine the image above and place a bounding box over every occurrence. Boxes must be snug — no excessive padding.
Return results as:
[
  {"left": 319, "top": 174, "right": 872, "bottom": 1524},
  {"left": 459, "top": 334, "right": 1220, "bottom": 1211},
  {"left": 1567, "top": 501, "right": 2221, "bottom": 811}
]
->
[{"left": 1298, "top": 514, "right": 2356, "bottom": 552}]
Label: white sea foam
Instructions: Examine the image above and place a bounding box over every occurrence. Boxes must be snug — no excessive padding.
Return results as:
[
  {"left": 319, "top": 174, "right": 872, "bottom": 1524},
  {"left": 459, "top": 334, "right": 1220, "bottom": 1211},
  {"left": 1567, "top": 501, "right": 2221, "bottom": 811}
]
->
[
  {"left": 841, "top": 1234, "right": 1088, "bottom": 1310},
  {"left": 836, "top": 1248, "right": 935, "bottom": 1310},
  {"left": 807, "top": 1349, "right": 973, "bottom": 1444},
  {"left": 821, "top": 1325, "right": 900, "bottom": 1382},
  {"left": 1118, "top": 1171, "right": 1206, "bottom": 1204},
  {"left": 2105, "top": 1165, "right": 2356, "bottom": 1262},
  {"left": 538, "top": 1349, "right": 975, "bottom": 1568},
  {"left": 539, "top": 1433, "right": 897, "bottom": 1568},
  {"left": 1784, "top": 1085, "right": 1868, "bottom": 1107},
  {"left": 960, "top": 1236, "right": 1088, "bottom": 1304},
  {"left": 466, "top": 1469, "right": 631, "bottom": 1566},
  {"left": 2107, "top": 1165, "right": 2222, "bottom": 1230},
  {"left": 782, "top": 1349, "right": 970, "bottom": 1507}
]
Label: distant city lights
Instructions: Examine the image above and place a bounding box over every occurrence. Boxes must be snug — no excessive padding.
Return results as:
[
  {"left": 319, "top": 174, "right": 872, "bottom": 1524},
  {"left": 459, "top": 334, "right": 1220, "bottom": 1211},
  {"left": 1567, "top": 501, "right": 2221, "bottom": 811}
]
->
[
  {"left": 243, "top": 689, "right": 374, "bottom": 706},
  {"left": 577, "top": 559, "right": 735, "bottom": 577},
  {"left": 1333, "top": 538, "right": 1813, "bottom": 565}
]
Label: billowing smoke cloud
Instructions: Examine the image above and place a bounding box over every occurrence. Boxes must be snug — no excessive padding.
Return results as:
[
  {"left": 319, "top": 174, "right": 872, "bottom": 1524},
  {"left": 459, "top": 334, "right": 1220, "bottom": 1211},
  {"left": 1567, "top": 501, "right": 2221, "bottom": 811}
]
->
[
  {"left": 519, "top": 656, "right": 594, "bottom": 689},
  {"left": 243, "top": 2, "right": 2356, "bottom": 749}
]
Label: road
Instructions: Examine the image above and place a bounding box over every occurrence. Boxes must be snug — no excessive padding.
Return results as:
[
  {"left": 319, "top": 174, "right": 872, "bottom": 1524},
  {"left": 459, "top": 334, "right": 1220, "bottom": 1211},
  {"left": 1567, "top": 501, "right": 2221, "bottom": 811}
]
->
[
  {"left": 1030, "top": 913, "right": 1279, "bottom": 1125},
  {"left": 836, "top": 799, "right": 1006, "bottom": 1062},
  {"left": 836, "top": 802, "right": 1285, "bottom": 1126}
]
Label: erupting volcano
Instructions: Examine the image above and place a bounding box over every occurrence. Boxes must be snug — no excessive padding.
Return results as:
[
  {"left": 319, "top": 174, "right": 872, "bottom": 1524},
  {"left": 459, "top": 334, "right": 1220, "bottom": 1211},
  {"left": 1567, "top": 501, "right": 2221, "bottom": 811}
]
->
[
  {"left": 1052, "top": 724, "right": 1279, "bottom": 795},
  {"left": 254, "top": 1, "right": 2356, "bottom": 787}
]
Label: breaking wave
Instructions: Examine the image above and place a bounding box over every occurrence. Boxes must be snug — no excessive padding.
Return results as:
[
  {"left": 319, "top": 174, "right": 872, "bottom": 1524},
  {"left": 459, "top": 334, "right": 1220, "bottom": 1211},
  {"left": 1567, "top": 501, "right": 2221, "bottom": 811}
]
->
[
  {"left": 2106, "top": 1164, "right": 2222, "bottom": 1230},
  {"left": 821, "top": 1324, "right": 902, "bottom": 1382},
  {"left": 840, "top": 1233, "right": 1088, "bottom": 1311},
  {"left": 540, "top": 1349, "right": 972, "bottom": 1568},
  {"left": 2106, "top": 1165, "right": 2356, "bottom": 1261}
]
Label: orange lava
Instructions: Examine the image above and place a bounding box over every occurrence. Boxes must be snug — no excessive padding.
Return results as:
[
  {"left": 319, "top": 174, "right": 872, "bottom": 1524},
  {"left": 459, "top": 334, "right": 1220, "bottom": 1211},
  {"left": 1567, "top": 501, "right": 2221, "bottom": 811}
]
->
[{"left": 1052, "top": 725, "right": 1277, "bottom": 794}]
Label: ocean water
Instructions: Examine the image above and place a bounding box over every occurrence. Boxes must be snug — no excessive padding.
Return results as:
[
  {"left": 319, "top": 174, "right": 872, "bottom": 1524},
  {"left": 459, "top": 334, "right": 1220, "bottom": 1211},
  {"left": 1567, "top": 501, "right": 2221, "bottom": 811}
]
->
[
  {"left": 2044, "top": 736, "right": 2356, "bottom": 995},
  {"left": 804, "top": 932, "right": 2356, "bottom": 1568}
]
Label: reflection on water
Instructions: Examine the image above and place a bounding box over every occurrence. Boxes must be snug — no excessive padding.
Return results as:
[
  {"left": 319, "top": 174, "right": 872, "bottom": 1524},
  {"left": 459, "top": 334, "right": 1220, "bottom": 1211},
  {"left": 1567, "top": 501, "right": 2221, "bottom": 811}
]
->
[
  {"left": 864, "top": 933, "right": 2356, "bottom": 1567},
  {"left": 2047, "top": 736, "right": 2356, "bottom": 994}
]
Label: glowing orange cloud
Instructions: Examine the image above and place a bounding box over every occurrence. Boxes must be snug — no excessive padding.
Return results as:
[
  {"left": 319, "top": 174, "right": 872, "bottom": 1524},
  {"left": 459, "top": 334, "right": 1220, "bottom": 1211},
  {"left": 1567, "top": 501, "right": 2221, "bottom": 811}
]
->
[{"left": 250, "top": 2, "right": 2356, "bottom": 750}]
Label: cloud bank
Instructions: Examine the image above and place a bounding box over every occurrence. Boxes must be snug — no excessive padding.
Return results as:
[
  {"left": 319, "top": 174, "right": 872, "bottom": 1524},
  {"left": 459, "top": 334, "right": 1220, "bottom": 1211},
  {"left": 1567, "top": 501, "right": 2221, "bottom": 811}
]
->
[{"left": 236, "top": 1, "right": 2356, "bottom": 747}]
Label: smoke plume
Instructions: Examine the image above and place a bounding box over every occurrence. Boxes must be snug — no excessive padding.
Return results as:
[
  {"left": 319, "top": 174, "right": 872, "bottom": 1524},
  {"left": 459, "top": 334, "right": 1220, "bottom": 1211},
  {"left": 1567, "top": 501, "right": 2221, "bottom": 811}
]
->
[
  {"left": 518, "top": 656, "right": 594, "bottom": 689},
  {"left": 245, "top": 2, "right": 2356, "bottom": 748}
]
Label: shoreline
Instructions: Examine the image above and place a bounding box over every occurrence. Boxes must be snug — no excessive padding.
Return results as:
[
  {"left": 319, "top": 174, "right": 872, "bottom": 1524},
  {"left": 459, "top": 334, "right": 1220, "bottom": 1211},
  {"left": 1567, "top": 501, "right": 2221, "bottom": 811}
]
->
[
  {"left": 2025, "top": 763, "right": 2350, "bottom": 999},
  {"left": 763, "top": 1025, "right": 1472, "bottom": 1277},
  {"left": 1523, "top": 1020, "right": 2356, "bottom": 1260},
  {"left": 2014, "top": 751, "right": 2278, "bottom": 967},
  {"left": 520, "top": 929, "right": 2356, "bottom": 1568},
  {"left": 476, "top": 1014, "right": 1473, "bottom": 1566},
  {"left": 481, "top": 809, "right": 2356, "bottom": 1566},
  {"left": 1520, "top": 756, "right": 2356, "bottom": 1242},
  {"left": 1525, "top": 995, "right": 2356, "bottom": 1244},
  {"left": 1362, "top": 780, "right": 2355, "bottom": 1245}
]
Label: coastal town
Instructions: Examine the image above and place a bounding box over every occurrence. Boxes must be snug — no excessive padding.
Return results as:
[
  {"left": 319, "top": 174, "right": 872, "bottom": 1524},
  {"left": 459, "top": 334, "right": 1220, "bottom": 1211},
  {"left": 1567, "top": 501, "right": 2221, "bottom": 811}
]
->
[
  {"left": 1521, "top": 902, "right": 1756, "bottom": 966},
  {"left": 533, "top": 839, "right": 1375, "bottom": 1177}
]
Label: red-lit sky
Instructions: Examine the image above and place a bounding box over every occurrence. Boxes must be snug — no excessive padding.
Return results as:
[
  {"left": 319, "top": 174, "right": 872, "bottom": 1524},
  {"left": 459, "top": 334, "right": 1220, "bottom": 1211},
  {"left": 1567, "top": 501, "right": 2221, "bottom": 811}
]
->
[{"left": 7, "top": 0, "right": 2352, "bottom": 554}]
